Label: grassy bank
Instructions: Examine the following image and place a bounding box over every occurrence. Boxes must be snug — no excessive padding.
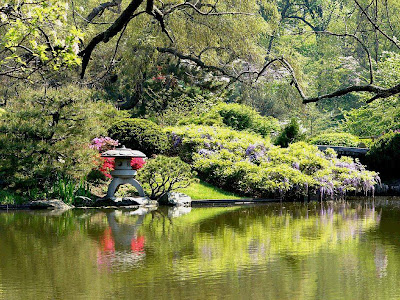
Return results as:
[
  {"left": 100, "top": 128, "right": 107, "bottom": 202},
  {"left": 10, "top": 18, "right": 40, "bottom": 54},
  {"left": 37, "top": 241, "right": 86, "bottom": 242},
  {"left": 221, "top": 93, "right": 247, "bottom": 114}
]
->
[{"left": 180, "top": 180, "right": 244, "bottom": 200}]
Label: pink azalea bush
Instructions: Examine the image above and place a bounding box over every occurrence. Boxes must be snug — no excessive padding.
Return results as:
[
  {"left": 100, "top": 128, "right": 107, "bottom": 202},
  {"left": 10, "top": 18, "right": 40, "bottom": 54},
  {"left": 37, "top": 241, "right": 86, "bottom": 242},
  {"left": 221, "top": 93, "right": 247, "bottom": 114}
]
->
[{"left": 90, "top": 137, "right": 145, "bottom": 178}]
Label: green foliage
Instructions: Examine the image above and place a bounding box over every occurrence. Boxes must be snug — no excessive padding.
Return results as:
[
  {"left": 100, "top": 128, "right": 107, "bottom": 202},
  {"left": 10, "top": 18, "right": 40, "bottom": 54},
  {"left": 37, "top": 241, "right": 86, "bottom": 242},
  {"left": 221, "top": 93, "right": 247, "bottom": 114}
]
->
[
  {"left": 366, "top": 131, "right": 400, "bottom": 177},
  {"left": 309, "top": 132, "right": 361, "bottom": 147},
  {"left": 165, "top": 125, "right": 379, "bottom": 199},
  {"left": 275, "top": 119, "right": 304, "bottom": 147},
  {"left": 0, "top": 108, "right": 5, "bottom": 118},
  {"left": 50, "top": 177, "right": 92, "bottom": 205},
  {"left": 0, "top": 0, "right": 83, "bottom": 78},
  {"left": 137, "top": 155, "right": 198, "bottom": 200},
  {"left": 0, "top": 86, "right": 121, "bottom": 194},
  {"left": 165, "top": 124, "right": 268, "bottom": 162},
  {"left": 341, "top": 99, "right": 400, "bottom": 136},
  {"left": 179, "top": 103, "right": 280, "bottom": 137},
  {"left": 0, "top": 190, "right": 26, "bottom": 205},
  {"left": 108, "top": 118, "right": 169, "bottom": 155}
]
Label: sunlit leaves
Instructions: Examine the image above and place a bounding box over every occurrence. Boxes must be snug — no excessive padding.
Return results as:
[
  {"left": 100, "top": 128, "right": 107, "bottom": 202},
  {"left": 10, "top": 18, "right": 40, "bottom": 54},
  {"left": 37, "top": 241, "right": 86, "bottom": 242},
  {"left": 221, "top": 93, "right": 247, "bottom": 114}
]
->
[{"left": 0, "top": 0, "right": 84, "bottom": 78}]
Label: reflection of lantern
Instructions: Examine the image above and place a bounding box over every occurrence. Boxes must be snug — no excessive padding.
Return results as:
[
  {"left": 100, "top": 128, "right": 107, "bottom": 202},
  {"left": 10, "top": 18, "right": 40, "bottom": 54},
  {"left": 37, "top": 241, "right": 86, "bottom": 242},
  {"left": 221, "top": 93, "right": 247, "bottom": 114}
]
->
[{"left": 101, "top": 146, "right": 146, "bottom": 200}]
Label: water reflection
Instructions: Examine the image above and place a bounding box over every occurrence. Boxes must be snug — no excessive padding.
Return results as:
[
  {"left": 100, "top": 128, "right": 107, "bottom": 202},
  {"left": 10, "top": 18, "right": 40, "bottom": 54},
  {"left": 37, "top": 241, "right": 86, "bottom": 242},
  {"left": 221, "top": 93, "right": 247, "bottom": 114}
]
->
[
  {"left": 1, "top": 200, "right": 400, "bottom": 300},
  {"left": 97, "top": 210, "right": 149, "bottom": 271}
]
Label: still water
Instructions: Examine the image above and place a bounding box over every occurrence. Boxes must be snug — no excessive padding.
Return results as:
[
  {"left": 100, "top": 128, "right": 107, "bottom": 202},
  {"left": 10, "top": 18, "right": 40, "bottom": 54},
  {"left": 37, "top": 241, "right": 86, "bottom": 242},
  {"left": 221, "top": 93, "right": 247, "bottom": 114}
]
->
[{"left": 0, "top": 199, "right": 400, "bottom": 299}]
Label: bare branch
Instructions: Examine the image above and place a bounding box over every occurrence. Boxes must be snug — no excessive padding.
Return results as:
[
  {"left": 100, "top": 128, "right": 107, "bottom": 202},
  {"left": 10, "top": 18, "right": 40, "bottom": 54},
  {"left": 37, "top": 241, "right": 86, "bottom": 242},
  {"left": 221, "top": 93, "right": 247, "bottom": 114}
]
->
[
  {"left": 354, "top": 0, "right": 400, "bottom": 50},
  {"left": 86, "top": 0, "right": 122, "bottom": 22},
  {"left": 164, "top": 1, "right": 253, "bottom": 17},
  {"left": 156, "top": 47, "right": 257, "bottom": 82}
]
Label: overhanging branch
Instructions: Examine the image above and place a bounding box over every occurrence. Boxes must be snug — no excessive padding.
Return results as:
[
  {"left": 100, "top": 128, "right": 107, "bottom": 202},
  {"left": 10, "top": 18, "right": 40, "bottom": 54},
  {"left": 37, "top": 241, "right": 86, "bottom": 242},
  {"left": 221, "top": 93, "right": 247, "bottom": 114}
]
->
[{"left": 79, "top": 0, "right": 145, "bottom": 78}]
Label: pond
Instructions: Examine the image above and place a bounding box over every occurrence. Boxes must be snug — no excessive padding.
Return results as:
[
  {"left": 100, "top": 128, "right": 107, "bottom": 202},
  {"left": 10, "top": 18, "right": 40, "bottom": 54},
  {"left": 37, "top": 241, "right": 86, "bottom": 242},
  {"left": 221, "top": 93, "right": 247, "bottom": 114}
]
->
[{"left": 1, "top": 198, "right": 400, "bottom": 299}]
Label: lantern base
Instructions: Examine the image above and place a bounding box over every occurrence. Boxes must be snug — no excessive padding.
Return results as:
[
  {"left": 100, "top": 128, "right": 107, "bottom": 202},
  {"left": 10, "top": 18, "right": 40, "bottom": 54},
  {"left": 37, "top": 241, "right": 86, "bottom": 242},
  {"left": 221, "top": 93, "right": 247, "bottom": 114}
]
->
[{"left": 105, "top": 177, "right": 145, "bottom": 200}]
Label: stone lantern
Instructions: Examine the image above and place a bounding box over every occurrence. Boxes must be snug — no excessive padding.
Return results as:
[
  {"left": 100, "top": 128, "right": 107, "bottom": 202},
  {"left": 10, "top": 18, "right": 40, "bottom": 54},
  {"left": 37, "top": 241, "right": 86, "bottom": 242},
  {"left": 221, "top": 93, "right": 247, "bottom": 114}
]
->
[{"left": 101, "top": 146, "right": 147, "bottom": 200}]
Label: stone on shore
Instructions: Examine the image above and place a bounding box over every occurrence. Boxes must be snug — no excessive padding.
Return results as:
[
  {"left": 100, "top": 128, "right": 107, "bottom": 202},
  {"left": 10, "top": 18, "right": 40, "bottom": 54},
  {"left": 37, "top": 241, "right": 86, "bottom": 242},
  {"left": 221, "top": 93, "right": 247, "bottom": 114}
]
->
[
  {"left": 159, "top": 192, "right": 192, "bottom": 206},
  {"left": 28, "top": 199, "right": 73, "bottom": 210}
]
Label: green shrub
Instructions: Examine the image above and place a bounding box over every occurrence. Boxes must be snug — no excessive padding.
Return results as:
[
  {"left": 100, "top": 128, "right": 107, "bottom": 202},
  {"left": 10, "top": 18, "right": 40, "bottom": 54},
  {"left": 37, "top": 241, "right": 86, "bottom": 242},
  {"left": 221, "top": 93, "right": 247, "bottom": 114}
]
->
[
  {"left": 0, "top": 86, "right": 121, "bottom": 193},
  {"left": 50, "top": 177, "right": 92, "bottom": 205},
  {"left": 165, "top": 125, "right": 269, "bottom": 162},
  {"left": 109, "top": 118, "right": 169, "bottom": 155},
  {"left": 218, "top": 103, "right": 254, "bottom": 130},
  {"left": 137, "top": 155, "right": 197, "bottom": 200},
  {"left": 366, "top": 131, "right": 400, "bottom": 177},
  {"left": 165, "top": 125, "right": 379, "bottom": 199},
  {"left": 0, "top": 190, "right": 26, "bottom": 205},
  {"left": 179, "top": 103, "right": 280, "bottom": 137},
  {"left": 0, "top": 108, "right": 5, "bottom": 118},
  {"left": 275, "top": 118, "right": 304, "bottom": 147},
  {"left": 309, "top": 132, "right": 361, "bottom": 147}
]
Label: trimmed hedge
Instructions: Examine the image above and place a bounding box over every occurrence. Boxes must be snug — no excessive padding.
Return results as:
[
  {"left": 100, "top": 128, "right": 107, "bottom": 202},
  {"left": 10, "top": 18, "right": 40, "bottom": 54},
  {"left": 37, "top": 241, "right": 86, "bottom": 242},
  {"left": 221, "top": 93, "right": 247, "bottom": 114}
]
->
[
  {"left": 309, "top": 132, "right": 361, "bottom": 147},
  {"left": 109, "top": 118, "right": 169, "bottom": 155}
]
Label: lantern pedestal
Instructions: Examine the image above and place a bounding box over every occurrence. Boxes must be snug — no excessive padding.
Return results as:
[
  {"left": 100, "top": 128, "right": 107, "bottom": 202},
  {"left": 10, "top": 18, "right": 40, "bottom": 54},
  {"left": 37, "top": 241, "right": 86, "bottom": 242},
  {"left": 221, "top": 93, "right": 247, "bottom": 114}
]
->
[{"left": 105, "top": 177, "right": 145, "bottom": 200}]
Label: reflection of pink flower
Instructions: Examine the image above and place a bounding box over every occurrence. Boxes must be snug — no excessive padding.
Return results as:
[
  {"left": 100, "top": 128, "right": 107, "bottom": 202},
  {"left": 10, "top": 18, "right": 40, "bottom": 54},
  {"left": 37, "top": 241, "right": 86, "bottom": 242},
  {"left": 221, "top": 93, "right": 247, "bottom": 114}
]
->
[
  {"left": 100, "top": 227, "right": 115, "bottom": 252},
  {"left": 131, "top": 236, "right": 145, "bottom": 253}
]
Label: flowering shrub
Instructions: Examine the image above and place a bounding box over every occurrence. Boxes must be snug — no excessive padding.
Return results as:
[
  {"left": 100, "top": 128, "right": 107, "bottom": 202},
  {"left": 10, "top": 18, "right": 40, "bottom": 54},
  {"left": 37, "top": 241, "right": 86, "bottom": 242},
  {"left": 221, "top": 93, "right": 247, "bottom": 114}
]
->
[
  {"left": 131, "top": 157, "right": 146, "bottom": 170},
  {"left": 164, "top": 125, "right": 380, "bottom": 199},
  {"left": 90, "top": 137, "right": 119, "bottom": 179},
  {"left": 90, "top": 137, "right": 146, "bottom": 178},
  {"left": 90, "top": 137, "right": 119, "bottom": 152}
]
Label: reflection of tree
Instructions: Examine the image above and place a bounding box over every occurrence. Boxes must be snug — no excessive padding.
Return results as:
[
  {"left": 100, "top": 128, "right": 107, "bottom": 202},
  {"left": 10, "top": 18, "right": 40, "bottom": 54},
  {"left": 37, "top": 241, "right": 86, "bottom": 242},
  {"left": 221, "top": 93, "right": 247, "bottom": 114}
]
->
[
  {"left": 2, "top": 202, "right": 400, "bottom": 299},
  {"left": 140, "top": 203, "right": 381, "bottom": 277}
]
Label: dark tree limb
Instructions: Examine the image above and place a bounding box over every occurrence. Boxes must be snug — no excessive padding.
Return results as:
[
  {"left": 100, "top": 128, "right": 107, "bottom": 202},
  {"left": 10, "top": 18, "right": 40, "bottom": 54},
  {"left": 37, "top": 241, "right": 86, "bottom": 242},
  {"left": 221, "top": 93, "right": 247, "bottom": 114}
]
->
[
  {"left": 156, "top": 47, "right": 257, "bottom": 81},
  {"left": 254, "top": 56, "right": 400, "bottom": 104},
  {"left": 79, "top": 0, "right": 145, "bottom": 78},
  {"left": 86, "top": 0, "right": 122, "bottom": 22},
  {"left": 164, "top": 1, "right": 254, "bottom": 16}
]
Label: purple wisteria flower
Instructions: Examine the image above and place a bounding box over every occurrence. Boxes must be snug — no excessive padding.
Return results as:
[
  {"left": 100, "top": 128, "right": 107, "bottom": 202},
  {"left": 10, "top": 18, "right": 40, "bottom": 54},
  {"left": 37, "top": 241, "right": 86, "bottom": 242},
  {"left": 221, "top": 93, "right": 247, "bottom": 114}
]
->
[
  {"left": 198, "top": 149, "right": 215, "bottom": 157},
  {"left": 292, "top": 162, "right": 300, "bottom": 170},
  {"left": 170, "top": 132, "right": 183, "bottom": 148},
  {"left": 245, "top": 144, "right": 266, "bottom": 163}
]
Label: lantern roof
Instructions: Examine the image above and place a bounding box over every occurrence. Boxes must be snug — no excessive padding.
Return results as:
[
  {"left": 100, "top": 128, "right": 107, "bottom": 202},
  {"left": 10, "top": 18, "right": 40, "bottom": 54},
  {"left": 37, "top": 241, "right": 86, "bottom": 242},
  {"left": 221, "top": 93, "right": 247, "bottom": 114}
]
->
[{"left": 101, "top": 145, "right": 146, "bottom": 158}]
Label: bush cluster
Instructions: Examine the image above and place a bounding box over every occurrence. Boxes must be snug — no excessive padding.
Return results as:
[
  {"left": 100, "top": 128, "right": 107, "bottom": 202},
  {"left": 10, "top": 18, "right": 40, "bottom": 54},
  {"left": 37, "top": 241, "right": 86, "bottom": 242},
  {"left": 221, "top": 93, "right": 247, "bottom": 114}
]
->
[
  {"left": 366, "top": 130, "right": 400, "bottom": 177},
  {"left": 165, "top": 125, "right": 379, "bottom": 199},
  {"left": 309, "top": 132, "right": 361, "bottom": 147},
  {"left": 274, "top": 118, "right": 304, "bottom": 148},
  {"left": 137, "top": 155, "right": 197, "bottom": 200},
  {"left": 0, "top": 86, "right": 122, "bottom": 194},
  {"left": 108, "top": 118, "right": 169, "bottom": 155},
  {"left": 179, "top": 103, "right": 280, "bottom": 137}
]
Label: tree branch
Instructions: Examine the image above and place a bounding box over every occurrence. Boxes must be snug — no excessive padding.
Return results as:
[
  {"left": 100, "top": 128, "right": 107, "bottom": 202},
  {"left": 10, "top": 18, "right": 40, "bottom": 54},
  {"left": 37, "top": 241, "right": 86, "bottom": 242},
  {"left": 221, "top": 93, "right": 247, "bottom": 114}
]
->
[
  {"left": 354, "top": 0, "right": 400, "bottom": 50},
  {"left": 86, "top": 0, "right": 122, "bottom": 22},
  {"left": 79, "top": 0, "right": 145, "bottom": 78}
]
